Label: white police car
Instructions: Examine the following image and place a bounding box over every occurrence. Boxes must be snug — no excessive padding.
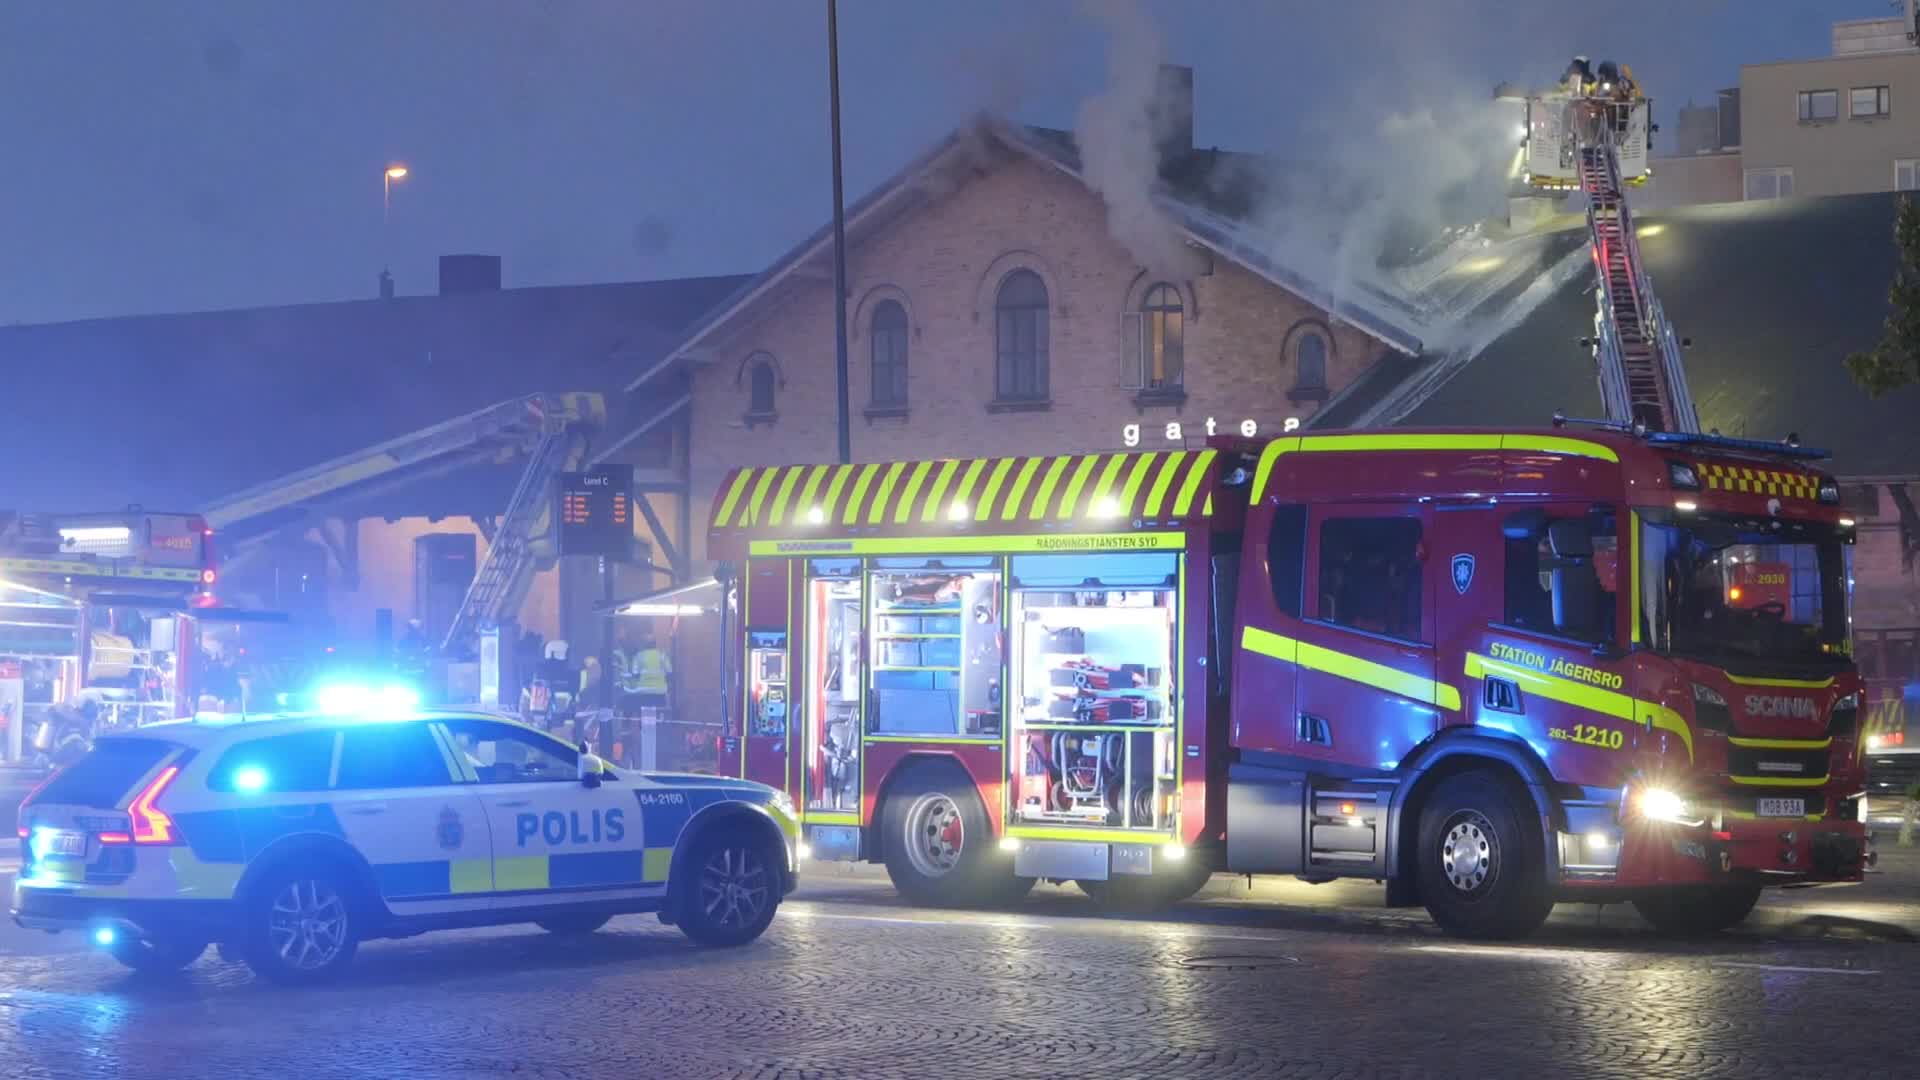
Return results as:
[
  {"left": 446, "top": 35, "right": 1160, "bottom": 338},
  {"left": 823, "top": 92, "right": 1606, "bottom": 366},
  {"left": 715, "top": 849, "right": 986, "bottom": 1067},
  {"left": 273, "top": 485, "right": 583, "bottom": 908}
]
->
[{"left": 11, "top": 699, "right": 798, "bottom": 983}]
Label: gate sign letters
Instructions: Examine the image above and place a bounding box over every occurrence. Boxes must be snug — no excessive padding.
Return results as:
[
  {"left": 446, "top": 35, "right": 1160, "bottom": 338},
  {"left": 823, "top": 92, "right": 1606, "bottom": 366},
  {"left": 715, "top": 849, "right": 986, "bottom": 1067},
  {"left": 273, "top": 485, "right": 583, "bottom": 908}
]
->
[{"left": 556, "top": 465, "right": 634, "bottom": 559}]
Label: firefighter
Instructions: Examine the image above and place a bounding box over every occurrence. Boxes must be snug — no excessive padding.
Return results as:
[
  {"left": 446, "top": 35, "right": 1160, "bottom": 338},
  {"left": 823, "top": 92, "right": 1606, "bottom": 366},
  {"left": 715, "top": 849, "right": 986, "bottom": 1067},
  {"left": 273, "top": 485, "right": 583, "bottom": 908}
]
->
[
  {"left": 624, "top": 630, "right": 673, "bottom": 721},
  {"left": 1562, "top": 55, "right": 1594, "bottom": 95}
]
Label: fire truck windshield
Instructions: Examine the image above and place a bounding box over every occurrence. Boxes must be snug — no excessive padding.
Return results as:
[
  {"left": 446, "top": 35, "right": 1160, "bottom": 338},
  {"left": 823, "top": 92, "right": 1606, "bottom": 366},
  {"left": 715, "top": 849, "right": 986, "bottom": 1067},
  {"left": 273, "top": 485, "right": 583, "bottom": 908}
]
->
[{"left": 1640, "top": 513, "right": 1849, "bottom": 673}]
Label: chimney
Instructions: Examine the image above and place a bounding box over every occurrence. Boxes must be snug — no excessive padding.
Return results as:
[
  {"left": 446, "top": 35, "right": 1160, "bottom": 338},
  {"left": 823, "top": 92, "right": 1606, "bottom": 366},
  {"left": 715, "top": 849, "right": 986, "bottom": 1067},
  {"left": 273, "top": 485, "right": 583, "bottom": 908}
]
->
[
  {"left": 1151, "top": 64, "right": 1193, "bottom": 164},
  {"left": 378, "top": 268, "right": 395, "bottom": 300},
  {"left": 439, "top": 254, "right": 503, "bottom": 295}
]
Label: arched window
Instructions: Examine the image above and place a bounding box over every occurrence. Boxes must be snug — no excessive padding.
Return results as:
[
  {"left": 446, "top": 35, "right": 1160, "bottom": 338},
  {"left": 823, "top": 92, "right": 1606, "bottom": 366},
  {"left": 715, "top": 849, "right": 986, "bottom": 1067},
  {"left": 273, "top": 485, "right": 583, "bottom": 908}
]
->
[
  {"left": 1294, "top": 330, "right": 1329, "bottom": 392},
  {"left": 994, "top": 269, "right": 1049, "bottom": 402},
  {"left": 1140, "top": 282, "right": 1183, "bottom": 390},
  {"left": 870, "top": 299, "right": 909, "bottom": 408},
  {"left": 746, "top": 352, "right": 778, "bottom": 417}
]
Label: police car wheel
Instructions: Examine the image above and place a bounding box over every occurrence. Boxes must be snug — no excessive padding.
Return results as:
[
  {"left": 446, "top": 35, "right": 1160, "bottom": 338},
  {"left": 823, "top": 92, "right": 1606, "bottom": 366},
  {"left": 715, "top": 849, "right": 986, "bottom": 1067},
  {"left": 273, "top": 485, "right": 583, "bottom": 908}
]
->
[
  {"left": 537, "top": 912, "right": 613, "bottom": 935},
  {"left": 678, "top": 828, "right": 780, "bottom": 947},
  {"left": 245, "top": 865, "right": 362, "bottom": 984},
  {"left": 1632, "top": 884, "right": 1763, "bottom": 935},
  {"left": 1415, "top": 771, "right": 1555, "bottom": 940},
  {"left": 106, "top": 935, "right": 207, "bottom": 973}
]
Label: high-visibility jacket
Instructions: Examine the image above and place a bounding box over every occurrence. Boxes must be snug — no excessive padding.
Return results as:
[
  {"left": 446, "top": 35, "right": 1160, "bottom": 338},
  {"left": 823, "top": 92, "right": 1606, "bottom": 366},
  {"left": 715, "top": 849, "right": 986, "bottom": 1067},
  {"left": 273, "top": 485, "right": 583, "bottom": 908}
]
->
[{"left": 615, "top": 648, "right": 671, "bottom": 694}]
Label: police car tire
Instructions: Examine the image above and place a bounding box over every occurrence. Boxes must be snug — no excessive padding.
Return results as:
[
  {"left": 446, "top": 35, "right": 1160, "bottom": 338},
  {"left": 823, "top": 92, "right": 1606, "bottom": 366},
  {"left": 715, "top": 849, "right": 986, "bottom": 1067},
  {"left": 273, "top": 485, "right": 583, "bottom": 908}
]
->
[
  {"left": 243, "top": 862, "right": 364, "bottom": 985},
  {"left": 881, "top": 766, "right": 1016, "bottom": 908},
  {"left": 677, "top": 826, "right": 782, "bottom": 948},
  {"left": 1632, "top": 885, "right": 1763, "bottom": 935},
  {"left": 107, "top": 935, "right": 207, "bottom": 973},
  {"left": 1415, "top": 770, "right": 1555, "bottom": 940},
  {"left": 537, "top": 912, "right": 613, "bottom": 935}
]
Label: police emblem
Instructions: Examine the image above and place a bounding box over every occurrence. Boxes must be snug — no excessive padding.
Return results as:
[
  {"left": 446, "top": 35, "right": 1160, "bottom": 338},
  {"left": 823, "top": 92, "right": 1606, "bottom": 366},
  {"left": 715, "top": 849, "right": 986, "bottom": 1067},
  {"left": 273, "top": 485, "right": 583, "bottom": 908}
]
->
[
  {"left": 1451, "top": 553, "right": 1476, "bottom": 595},
  {"left": 437, "top": 805, "right": 464, "bottom": 850}
]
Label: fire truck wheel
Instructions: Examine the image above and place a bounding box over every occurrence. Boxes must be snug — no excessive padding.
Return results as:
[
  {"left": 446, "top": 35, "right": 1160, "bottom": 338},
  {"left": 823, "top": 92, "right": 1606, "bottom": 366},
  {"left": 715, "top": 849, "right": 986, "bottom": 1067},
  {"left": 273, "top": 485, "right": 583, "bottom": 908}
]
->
[
  {"left": 1415, "top": 771, "right": 1554, "bottom": 940},
  {"left": 882, "top": 767, "right": 1019, "bottom": 908},
  {"left": 1631, "top": 885, "right": 1763, "bottom": 935}
]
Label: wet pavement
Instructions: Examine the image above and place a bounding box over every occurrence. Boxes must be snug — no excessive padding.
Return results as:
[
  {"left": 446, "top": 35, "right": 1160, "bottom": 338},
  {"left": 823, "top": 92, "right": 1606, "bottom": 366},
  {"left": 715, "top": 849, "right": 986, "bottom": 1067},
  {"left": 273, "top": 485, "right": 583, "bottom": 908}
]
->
[{"left": 1, "top": 847, "right": 1916, "bottom": 1079}]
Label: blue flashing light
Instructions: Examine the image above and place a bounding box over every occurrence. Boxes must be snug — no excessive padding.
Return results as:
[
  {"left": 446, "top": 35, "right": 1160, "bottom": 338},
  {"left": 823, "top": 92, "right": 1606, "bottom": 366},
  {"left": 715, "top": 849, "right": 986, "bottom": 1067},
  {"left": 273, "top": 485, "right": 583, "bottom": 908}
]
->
[
  {"left": 233, "top": 766, "right": 270, "bottom": 794},
  {"left": 312, "top": 682, "right": 420, "bottom": 715},
  {"left": 92, "top": 927, "right": 116, "bottom": 947}
]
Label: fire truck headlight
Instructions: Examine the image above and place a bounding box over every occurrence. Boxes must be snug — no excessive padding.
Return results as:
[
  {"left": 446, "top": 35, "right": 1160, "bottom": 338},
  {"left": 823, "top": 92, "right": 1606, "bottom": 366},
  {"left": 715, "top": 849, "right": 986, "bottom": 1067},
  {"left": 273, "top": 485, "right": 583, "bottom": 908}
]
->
[{"left": 1636, "top": 787, "right": 1701, "bottom": 826}]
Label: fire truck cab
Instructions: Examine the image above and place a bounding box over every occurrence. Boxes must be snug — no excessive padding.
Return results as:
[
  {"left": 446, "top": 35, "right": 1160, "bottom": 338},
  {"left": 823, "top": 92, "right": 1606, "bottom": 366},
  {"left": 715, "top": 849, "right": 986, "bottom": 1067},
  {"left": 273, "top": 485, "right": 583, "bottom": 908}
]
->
[{"left": 707, "top": 427, "right": 1868, "bottom": 938}]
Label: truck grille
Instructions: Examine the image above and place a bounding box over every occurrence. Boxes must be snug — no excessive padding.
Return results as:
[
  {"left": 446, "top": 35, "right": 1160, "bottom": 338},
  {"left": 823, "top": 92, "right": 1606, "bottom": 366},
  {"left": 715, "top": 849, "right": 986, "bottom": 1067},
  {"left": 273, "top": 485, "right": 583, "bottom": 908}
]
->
[{"left": 1727, "top": 744, "right": 1830, "bottom": 783}]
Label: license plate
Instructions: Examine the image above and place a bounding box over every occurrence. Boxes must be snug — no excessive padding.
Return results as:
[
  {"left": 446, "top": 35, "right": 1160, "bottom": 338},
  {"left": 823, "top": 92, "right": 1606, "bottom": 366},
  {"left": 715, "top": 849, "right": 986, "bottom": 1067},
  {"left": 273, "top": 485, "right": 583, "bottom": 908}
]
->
[
  {"left": 44, "top": 830, "right": 86, "bottom": 856},
  {"left": 1756, "top": 798, "right": 1806, "bottom": 818}
]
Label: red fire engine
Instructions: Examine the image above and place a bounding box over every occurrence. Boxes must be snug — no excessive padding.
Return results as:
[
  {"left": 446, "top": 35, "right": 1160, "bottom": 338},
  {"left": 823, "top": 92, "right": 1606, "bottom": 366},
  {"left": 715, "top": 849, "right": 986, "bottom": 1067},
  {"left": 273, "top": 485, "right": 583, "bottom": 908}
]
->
[{"left": 706, "top": 427, "right": 1868, "bottom": 938}]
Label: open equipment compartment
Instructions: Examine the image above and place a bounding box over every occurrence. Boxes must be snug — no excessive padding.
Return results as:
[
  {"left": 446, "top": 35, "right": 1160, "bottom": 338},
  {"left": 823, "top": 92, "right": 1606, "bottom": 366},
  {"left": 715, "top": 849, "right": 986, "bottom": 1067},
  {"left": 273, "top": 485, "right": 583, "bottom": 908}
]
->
[{"left": 1010, "top": 551, "right": 1179, "bottom": 833}]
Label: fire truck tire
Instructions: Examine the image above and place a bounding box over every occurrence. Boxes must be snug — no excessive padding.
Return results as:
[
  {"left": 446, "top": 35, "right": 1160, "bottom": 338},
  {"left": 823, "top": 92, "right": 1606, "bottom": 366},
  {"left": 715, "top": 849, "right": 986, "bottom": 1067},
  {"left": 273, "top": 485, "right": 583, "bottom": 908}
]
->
[
  {"left": 1415, "top": 771, "right": 1555, "bottom": 940},
  {"left": 881, "top": 766, "right": 1021, "bottom": 908},
  {"left": 1631, "top": 885, "right": 1763, "bottom": 935}
]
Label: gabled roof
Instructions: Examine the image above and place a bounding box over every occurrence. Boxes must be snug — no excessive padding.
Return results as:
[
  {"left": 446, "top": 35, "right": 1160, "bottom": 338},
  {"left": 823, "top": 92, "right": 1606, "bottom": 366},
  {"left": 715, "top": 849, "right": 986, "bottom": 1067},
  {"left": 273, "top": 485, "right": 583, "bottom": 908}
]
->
[
  {"left": 643, "top": 118, "right": 1427, "bottom": 389},
  {"left": 0, "top": 275, "right": 746, "bottom": 514},
  {"left": 1367, "top": 193, "right": 1920, "bottom": 477}
]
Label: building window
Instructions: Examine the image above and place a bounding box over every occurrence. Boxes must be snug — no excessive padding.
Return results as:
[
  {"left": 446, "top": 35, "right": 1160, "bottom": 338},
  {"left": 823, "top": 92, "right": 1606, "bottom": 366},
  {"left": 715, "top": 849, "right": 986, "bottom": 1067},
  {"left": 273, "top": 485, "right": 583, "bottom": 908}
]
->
[
  {"left": 1851, "top": 85, "right": 1891, "bottom": 119},
  {"left": 1898, "top": 159, "right": 1920, "bottom": 192},
  {"left": 1123, "top": 283, "right": 1184, "bottom": 393},
  {"left": 869, "top": 299, "right": 909, "bottom": 408},
  {"left": 1287, "top": 326, "right": 1330, "bottom": 403},
  {"left": 994, "top": 269, "right": 1049, "bottom": 402},
  {"left": 1798, "top": 89, "right": 1839, "bottom": 123},
  {"left": 1744, "top": 167, "right": 1795, "bottom": 201},
  {"left": 744, "top": 351, "right": 778, "bottom": 419}
]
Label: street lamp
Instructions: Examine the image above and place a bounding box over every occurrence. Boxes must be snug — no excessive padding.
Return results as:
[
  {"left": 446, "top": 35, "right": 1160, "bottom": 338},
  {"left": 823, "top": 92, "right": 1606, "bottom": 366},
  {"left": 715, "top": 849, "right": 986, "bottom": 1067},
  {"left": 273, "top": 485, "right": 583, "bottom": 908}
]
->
[{"left": 383, "top": 164, "right": 409, "bottom": 225}]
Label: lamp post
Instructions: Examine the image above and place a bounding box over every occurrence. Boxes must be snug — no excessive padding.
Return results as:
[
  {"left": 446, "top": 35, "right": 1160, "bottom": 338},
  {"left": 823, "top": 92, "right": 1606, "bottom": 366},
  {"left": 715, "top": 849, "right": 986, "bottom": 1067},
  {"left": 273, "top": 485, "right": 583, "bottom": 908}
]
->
[
  {"left": 381, "top": 164, "right": 409, "bottom": 298},
  {"left": 383, "top": 164, "right": 409, "bottom": 225},
  {"left": 827, "top": 0, "right": 852, "bottom": 466}
]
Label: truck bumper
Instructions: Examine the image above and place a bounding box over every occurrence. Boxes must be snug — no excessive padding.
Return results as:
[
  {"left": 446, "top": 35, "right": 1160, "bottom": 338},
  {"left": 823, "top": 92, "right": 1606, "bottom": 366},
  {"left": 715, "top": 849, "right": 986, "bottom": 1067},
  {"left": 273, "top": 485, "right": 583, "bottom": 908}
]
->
[{"left": 1562, "top": 811, "right": 1870, "bottom": 892}]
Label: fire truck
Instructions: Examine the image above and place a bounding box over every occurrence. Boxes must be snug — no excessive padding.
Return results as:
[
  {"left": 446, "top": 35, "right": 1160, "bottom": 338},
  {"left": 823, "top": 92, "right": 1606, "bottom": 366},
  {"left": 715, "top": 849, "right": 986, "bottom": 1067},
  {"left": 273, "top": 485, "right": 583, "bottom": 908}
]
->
[
  {"left": 0, "top": 509, "right": 219, "bottom": 761},
  {"left": 704, "top": 430, "right": 1866, "bottom": 938},
  {"left": 698, "top": 62, "right": 1870, "bottom": 938}
]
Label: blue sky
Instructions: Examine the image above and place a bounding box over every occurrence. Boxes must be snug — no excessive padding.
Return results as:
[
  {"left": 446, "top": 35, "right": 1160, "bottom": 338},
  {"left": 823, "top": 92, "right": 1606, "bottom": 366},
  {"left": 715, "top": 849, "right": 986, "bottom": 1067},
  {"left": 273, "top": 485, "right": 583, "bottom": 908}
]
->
[{"left": 0, "top": 1, "right": 1888, "bottom": 324}]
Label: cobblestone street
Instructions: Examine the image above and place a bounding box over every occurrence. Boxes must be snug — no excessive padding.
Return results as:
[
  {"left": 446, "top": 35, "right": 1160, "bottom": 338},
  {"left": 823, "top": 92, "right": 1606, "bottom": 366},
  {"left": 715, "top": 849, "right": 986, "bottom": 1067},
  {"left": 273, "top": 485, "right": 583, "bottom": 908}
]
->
[{"left": 3, "top": 850, "right": 1918, "bottom": 1080}]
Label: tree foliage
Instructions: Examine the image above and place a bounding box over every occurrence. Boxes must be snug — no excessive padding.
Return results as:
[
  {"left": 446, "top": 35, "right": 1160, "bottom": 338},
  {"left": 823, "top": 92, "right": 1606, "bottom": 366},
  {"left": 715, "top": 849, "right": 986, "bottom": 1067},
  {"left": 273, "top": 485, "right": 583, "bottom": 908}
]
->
[{"left": 1846, "top": 194, "right": 1920, "bottom": 396}]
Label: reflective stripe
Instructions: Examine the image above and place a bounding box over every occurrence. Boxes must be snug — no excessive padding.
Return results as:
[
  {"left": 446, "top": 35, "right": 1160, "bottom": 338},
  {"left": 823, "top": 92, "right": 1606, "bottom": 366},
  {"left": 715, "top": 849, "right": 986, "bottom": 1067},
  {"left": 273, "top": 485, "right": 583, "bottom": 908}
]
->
[
  {"left": 1028, "top": 457, "right": 1074, "bottom": 521},
  {"left": 949, "top": 459, "right": 989, "bottom": 515},
  {"left": 1727, "top": 736, "right": 1832, "bottom": 750},
  {"left": 1727, "top": 775, "right": 1827, "bottom": 788},
  {"left": 1142, "top": 450, "right": 1189, "bottom": 516},
  {"left": 742, "top": 468, "right": 779, "bottom": 527},
  {"left": 841, "top": 464, "right": 881, "bottom": 525},
  {"left": 919, "top": 460, "right": 962, "bottom": 523},
  {"left": 644, "top": 848, "right": 674, "bottom": 883},
  {"left": 1005, "top": 826, "right": 1175, "bottom": 844},
  {"left": 974, "top": 458, "right": 1018, "bottom": 521},
  {"left": 769, "top": 465, "right": 805, "bottom": 525},
  {"left": 820, "top": 465, "right": 856, "bottom": 522},
  {"left": 712, "top": 470, "right": 755, "bottom": 528},
  {"left": 1723, "top": 673, "right": 1836, "bottom": 689},
  {"left": 1055, "top": 455, "right": 1103, "bottom": 519},
  {"left": 1000, "top": 458, "right": 1046, "bottom": 521},
  {"left": 450, "top": 858, "right": 492, "bottom": 894},
  {"left": 867, "top": 462, "right": 906, "bottom": 525},
  {"left": 1249, "top": 434, "right": 1618, "bottom": 502},
  {"left": 1241, "top": 625, "right": 1462, "bottom": 711},
  {"left": 1629, "top": 510, "right": 1643, "bottom": 644},
  {"left": 1172, "top": 451, "right": 1216, "bottom": 516},
  {"left": 894, "top": 461, "right": 934, "bottom": 523},
  {"left": 1086, "top": 454, "right": 1131, "bottom": 512},
  {"left": 1464, "top": 652, "right": 1693, "bottom": 761},
  {"left": 495, "top": 855, "right": 549, "bottom": 892},
  {"left": 794, "top": 464, "right": 831, "bottom": 522},
  {"left": 1117, "top": 453, "right": 1159, "bottom": 510}
]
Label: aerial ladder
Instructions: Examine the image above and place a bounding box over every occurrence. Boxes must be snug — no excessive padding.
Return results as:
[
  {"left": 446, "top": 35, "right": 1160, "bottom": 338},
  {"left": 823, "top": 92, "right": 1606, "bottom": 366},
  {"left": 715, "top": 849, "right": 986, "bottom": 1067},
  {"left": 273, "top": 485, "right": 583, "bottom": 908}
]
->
[
  {"left": 201, "top": 392, "right": 605, "bottom": 651},
  {"left": 1523, "top": 63, "right": 1700, "bottom": 434}
]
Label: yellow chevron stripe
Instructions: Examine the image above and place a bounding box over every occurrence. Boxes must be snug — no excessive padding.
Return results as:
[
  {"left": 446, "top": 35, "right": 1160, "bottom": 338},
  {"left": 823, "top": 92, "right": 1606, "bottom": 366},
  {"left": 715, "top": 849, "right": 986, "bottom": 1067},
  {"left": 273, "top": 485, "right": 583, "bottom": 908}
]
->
[
  {"left": 1172, "top": 450, "right": 1215, "bottom": 515},
  {"left": 1085, "top": 454, "right": 1131, "bottom": 514},
  {"left": 948, "top": 459, "right": 989, "bottom": 518},
  {"left": 820, "top": 465, "right": 856, "bottom": 522},
  {"left": 1142, "top": 450, "right": 1189, "bottom": 516},
  {"left": 866, "top": 462, "right": 906, "bottom": 525},
  {"left": 894, "top": 461, "right": 934, "bottom": 524},
  {"left": 794, "top": 464, "right": 831, "bottom": 523},
  {"left": 841, "top": 464, "right": 882, "bottom": 525},
  {"left": 1056, "top": 455, "right": 1103, "bottom": 519},
  {"left": 713, "top": 470, "right": 754, "bottom": 528},
  {"left": 974, "top": 458, "right": 1018, "bottom": 521},
  {"left": 1000, "top": 457, "right": 1046, "bottom": 521},
  {"left": 1028, "top": 456, "right": 1073, "bottom": 521},
  {"left": 1118, "top": 453, "right": 1159, "bottom": 512},
  {"left": 741, "top": 468, "right": 778, "bottom": 526},
  {"left": 920, "top": 460, "right": 961, "bottom": 523},
  {"left": 768, "top": 466, "right": 804, "bottom": 525}
]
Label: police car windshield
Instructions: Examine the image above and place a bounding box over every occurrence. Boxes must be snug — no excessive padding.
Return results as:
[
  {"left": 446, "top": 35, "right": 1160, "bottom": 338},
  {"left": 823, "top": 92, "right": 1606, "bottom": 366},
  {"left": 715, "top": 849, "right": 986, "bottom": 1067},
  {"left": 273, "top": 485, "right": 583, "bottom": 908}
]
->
[{"left": 1641, "top": 514, "right": 1849, "bottom": 672}]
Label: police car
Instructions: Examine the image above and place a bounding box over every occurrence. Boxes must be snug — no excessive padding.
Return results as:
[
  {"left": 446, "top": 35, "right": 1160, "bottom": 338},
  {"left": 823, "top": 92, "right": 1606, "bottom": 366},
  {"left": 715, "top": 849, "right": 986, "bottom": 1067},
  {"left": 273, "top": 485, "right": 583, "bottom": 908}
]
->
[{"left": 11, "top": 694, "right": 799, "bottom": 983}]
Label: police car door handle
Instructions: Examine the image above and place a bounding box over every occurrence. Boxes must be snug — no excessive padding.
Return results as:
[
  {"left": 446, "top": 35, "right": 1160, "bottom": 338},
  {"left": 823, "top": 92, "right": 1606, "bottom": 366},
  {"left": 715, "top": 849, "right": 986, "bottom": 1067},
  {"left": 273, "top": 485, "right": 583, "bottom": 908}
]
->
[
  {"left": 347, "top": 804, "right": 388, "bottom": 816},
  {"left": 496, "top": 799, "right": 532, "bottom": 808}
]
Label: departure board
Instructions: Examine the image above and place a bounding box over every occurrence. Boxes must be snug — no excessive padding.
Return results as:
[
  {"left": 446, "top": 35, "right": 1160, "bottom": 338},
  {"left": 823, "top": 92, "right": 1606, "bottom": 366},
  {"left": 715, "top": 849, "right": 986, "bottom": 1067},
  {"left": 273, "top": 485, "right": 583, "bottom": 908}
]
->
[{"left": 555, "top": 466, "right": 633, "bottom": 558}]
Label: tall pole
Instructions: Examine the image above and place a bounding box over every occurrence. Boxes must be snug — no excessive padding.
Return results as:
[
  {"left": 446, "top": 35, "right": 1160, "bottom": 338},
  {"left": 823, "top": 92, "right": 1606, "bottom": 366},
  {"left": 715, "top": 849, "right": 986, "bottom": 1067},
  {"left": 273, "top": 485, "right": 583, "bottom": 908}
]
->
[{"left": 827, "top": 0, "right": 853, "bottom": 466}]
